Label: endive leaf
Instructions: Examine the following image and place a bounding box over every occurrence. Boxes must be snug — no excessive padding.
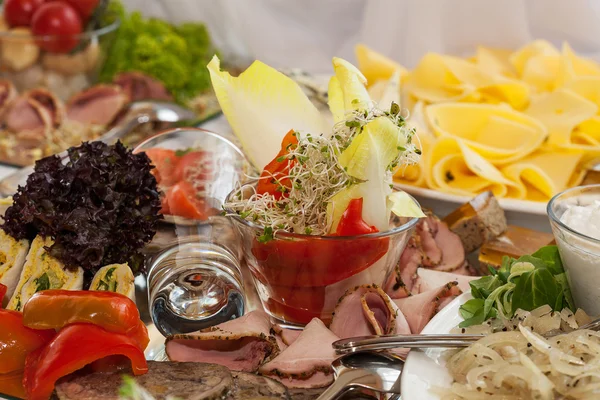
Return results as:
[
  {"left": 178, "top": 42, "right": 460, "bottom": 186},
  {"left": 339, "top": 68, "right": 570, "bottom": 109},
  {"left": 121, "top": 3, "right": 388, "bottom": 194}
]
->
[
  {"left": 326, "top": 184, "right": 361, "bottom": 233},
  {"left": 388, "top": 191, "right": 425, "bottom": 218},
  {"left": 328, "top": 76, "right": 345, "bottom": 124},
  {"left": 207, "top": 55, "right": 328, "bottom": 170},
  {"left": 332, "top": 57, "right": 372, "bottom": 112}
]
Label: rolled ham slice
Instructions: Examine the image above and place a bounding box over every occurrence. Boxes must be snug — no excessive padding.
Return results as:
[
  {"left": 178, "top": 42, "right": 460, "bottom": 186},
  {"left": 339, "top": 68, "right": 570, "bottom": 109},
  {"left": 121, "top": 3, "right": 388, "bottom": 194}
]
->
[
  {"left": 66, "top": 84, "right": 129, "bottom": 126},
  {"left": 165, "top": 310, "right": 278, "bottom": 372},
  {"left": 2, "top": 95, "right": 52, "bottom": 140},
  {"left": 384, "top": 236, "right": 422, "bottom": 299},
  {"left": 412, "top": 267, "right": 477, "bottom": 294},
  {"left": 259, "top": 318, "right": 339, "bottom": 389},
  {"left": 414, "top": 214, "right": 465, "bottom": 272},
  {"left": 113, "top": 72, "right": 173, "bottom": 102},
  {"left": 394, "top": 282, "right": 463, "bottom": 334},
  {"left": 329, "top": 284, "right": 410, "bottom": 339},
  {"left": 27, "top": 88, "right": 64, "bottom": 127},
  {"left": 0, "top": 79, "right": 17, "bottom": 115}
]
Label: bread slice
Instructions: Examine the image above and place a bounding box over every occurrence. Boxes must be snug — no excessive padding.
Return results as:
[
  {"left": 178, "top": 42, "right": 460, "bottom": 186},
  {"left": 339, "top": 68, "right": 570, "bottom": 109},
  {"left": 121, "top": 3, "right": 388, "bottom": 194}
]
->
[{"left": 442, "top": 191, "right": 507, "bottom": 254}]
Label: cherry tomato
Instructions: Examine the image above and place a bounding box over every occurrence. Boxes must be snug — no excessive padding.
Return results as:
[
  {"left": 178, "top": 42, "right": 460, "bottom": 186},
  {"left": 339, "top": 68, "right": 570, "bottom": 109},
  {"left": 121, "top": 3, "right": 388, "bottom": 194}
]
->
[
  {"left": 143, "top": 148, "right": 179, "bottom": 187},
  {"left": 63, "top": 0, "right": 99, "bottom": 21},
  {"left": 166, "top": 181, "right": 214, "bottom": 220},
  {"left": 3, "top": 0, "right": 46, "bottom": 27},
  {"left": 173, "top": 151, "right": 212, "bottom": 184},
  {"left": 31, "top": 2, "right": 83, "bottom": 53}
]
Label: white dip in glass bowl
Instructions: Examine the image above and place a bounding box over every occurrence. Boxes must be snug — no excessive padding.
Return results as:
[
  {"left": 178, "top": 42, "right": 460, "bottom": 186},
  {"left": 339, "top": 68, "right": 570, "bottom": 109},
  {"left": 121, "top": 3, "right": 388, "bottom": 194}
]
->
[{"left": 548, "top": 184, "right": 600, "bottom": 316}]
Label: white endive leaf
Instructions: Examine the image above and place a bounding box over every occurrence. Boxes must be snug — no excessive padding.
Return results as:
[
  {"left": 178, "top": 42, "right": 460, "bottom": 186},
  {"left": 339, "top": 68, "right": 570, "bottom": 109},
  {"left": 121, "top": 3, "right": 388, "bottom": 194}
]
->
[
  {"left": 328, "top": 76, "right": 345, "bottom": 124},
  {"left": 387, "top": 191, "right": 425, "bottom": 218},
  {"left": 207, "top": 55, "right": 328, "bottom": 170},
  {"left": 332, "top": 57, "right": 373, "bottom": 112}
]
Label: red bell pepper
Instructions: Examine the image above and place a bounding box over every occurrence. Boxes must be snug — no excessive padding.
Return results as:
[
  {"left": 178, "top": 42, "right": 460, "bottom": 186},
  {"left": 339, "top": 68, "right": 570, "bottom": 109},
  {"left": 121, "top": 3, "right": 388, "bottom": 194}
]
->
[
  {"left": 0, "top": 310, "right": 55, "bottom": 374},
  {"left": 335, "top": 198, "right": 379, "bottom": 236},
  {"left": 257, "top": 129, "right": 298, "bottom": 199},
  {"left": 23, "top": 323, "right": 148, "bottom": 400},
  {"left": 0, "top": 370, "right": 26, "bottom": 399},
  {"left": 0, "top": 283, "right": 7, "bottom": 306},
  {"left": 22, "top": 290, "right": 149, "bottom": 350}
]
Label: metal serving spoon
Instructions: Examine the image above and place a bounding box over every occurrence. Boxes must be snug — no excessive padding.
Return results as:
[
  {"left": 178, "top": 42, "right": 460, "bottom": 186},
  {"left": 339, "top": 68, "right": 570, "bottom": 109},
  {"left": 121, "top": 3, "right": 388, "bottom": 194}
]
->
[
  {"left": 0, "top": 101, "right": 196, "bottom": 197},
  {"left": 334, "top": 315, "right": 600, "bottom": 354},
  {"left": 317, "top": 351, "right": 403, "bottom": 400}
]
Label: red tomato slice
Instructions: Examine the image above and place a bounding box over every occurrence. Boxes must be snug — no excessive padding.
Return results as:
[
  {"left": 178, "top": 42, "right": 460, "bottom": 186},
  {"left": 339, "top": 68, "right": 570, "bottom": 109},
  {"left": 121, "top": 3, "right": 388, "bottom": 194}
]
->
[
  {"left": 173, "top": 151, "right": 212, "bottom": 184},
  {"left": 31, "top": 2, "right": 83, "bottom": 53},
  {"left": 3, "top": 0, "right": 46, "bottom": 27},
  {"left": 143, "top": 149, "right": 179, "bottom": 187},
  {"left": 166, "top": 181, "right": 213, "bottom": 220}
]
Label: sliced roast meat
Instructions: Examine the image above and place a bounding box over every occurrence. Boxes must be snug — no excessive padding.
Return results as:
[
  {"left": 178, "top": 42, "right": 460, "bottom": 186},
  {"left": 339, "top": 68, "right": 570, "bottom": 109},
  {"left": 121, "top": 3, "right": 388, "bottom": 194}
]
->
[
  {"left": 272, "top": 324, "right": 302, "bottom": 351},
  {"left": 417, "top": 216, "right": 442, "bottom": 267},
  {"left": 27, "top": 88, "right": 64, "bottom": 127},
  {"left": 330, "top": 284, "right": 410, "bottom": 339},
  {"left": 0, "top": 79, "right": 16, "bottom": 114},
  {"left": 114, "top": 71, "right": 173, "bottom": 101},
  {"left": 165, "top": 310, "right": 278, "bottom": 372},
  {"left": 259, "top": 318, "right": 339, "bottom": 389},
  {"left": 384, "top": 236, "right": 422, "bottom": 299},
  {"left": 412, "top": 267, "right": 477, "bottom": 294},
  {"left": 55, "top": 361, "right": 233, "bottom": 400},
  {"left": 416, "top": 214, "right": 465, "bottom": 272},
  {"left": 394, "top": 282, "right": 463, "bottom": 334},
  {"left": 2, "top": 95, "right": 52, "bottom": 140},
  {"left": 66, "top": 84, "right": 129, "bottom": 126}
]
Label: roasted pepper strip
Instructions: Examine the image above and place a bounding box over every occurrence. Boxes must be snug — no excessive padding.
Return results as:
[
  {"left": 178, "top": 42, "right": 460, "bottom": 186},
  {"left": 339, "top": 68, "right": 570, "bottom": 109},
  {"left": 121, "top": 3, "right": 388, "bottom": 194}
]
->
[
  {"left": 0, "top": 310, "right": 55, "bottom": 374},
  {"left": 23, "top": 323, "right": 148, "bottom": 400},
  {"left": 0, "top": 283, "right": 7, "bottom": 306},
  {"left": 0, "top": 370, "right": 26, "bottom": 399},
  {"left": 22, "top": 290, "right": 149, "bottom": 350},
  {"left": 335, "top": 198, "right": 379, "bottom": 236}
]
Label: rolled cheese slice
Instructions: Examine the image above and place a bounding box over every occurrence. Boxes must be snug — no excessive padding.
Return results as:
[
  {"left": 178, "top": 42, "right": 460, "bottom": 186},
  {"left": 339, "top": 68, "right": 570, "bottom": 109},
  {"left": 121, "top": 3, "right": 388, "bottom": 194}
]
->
[
  {"left": 7, "top": 236, "right": 83, "bottom": 311},
  {"left": 90, "top": 263, "right": 135, "bottom": 302},
  {"left": 0, "top": 229, "right": 30, "bottom": 303}
]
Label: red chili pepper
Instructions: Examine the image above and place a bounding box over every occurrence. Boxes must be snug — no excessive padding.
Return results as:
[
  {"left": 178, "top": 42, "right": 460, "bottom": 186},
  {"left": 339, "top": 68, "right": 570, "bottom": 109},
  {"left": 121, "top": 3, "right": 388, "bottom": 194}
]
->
[
  {"left": 257, "top": 129, "right": 298, "bottom": 200},
  {"left": 0, "top": 370, "right": 26, "bottom": 399},
  {"left": 335, "top": 198, "right": 379, "bottom": 236},
  {"left": 22, "top": 290, "right": 149, "bottom": 351},
  {"left": 0, "top": 310, "right": 55, "bottom": 374},
  {"left": 23, "top": 323, "right": 148, "bottom": 400},
  {"left": 0, "top": 283, "right": 7, "bottom": 306}
]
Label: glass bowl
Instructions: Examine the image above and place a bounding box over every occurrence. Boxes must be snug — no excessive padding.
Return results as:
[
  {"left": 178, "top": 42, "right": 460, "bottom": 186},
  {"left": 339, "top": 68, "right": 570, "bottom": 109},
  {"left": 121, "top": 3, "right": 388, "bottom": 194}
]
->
[
  {"left": 134, "top": 127, "right": 257, "bottom": 226},
  {"left": 225, "top": 185, "right": 420, "bottom": 326},
  {"left": 0, "top": 13, "right": 120, "bottom": 100},
  {"left": 548, "top": 184, "right": 600, "bottom": 316}
]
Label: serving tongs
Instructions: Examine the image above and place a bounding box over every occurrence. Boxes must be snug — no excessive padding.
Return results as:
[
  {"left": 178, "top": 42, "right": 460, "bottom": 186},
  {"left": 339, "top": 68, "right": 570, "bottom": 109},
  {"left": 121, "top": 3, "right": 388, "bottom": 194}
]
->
[
  {"left": 0, "top": 101, "right": 196, "bottom": 197},
  {"left": 334, "top": 316, "right": 600, "bottom": 354}
]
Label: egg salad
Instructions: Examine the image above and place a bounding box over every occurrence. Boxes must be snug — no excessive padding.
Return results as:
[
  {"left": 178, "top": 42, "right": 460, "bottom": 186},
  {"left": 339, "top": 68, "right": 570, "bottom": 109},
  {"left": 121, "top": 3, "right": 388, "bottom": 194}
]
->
[
  {"left": 90, "top": 263, "right": 136, "bottom": 302},
  {"left": 0, "top": 228, "right": 30, "bottom": 302}
]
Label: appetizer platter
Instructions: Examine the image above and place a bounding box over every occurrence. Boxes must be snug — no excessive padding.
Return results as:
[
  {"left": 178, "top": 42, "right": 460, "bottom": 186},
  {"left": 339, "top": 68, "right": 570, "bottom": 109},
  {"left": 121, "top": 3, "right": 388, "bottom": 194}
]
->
[{"left": 1, "top": 36, "right": 600, "bottom": 400}]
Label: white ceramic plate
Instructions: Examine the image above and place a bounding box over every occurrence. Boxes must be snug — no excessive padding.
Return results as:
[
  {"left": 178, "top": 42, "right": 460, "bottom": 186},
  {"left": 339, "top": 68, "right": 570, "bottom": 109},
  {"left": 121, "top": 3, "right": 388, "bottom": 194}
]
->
[
  {"left": 401, "top": 292, "right": 473, "bottom": 400},
  {"left": 394, "top": 183, "right": 547, "bottom": 215}
]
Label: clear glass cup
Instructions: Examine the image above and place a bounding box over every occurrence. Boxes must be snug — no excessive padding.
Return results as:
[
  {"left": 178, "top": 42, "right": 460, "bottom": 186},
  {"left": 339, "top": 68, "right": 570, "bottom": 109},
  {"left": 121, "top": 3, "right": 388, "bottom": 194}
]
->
[
  {"left": 548, "top": 184, "right": 600, "bottom": 316},
  {"left": 135, "top": 128, "right": 257, "bottom": 336},
  {"left": 226, "top": 185, "right": 420, "bottom": 327}
]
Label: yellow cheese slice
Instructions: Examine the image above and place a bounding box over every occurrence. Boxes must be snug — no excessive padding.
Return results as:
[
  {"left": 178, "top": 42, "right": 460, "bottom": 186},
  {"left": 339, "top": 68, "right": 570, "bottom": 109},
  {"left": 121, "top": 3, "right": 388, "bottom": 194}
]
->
[
  {"left": 510, "top": 40, "right": 560, "bottom": 76},
  {"left": 426, "top": 102, "right": 546, "bottom": 164},
  {"left": 501, "top": 149, "right": 584, "bottom": 200},
  {"left": 565, "top": 76, "right": 600, "bottom": 108},
  {"left": 521, "top": 54, "right": 561, "bottom": 92},
  {"left": 475, "top": 46, "right": 516, "bottom": 77},
  {"left": 355, "top": 44, "right": 408, "bottom": 85},
  {"left": 562, "top": 42, "right": 600, "bottom": 77},
  {"left": 525, "top": 88, "right": 598, "bottom": 146}
]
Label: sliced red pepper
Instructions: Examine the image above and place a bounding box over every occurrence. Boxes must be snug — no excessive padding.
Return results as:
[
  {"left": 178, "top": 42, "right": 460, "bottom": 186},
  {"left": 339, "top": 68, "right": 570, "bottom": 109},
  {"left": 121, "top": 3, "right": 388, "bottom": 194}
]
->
[
  {"left": 24, "top": 323, "right": 148, "bottom": 400},
  {"left": 22, "top": 290, "right": 149, "bottom": 351},
  {"left": 0, "top": 283, "right": 7, "bottom": 307},
  {"left": 0, "top": 370, "right": 26, "bottom": 399},
  {"left": 0, "top": 310, "right": 55, "bottom": 374},
  {"left": 335, "top": 198, "right": 379, "bottom": 236},
  {"left": 257, "top": 130, "right": 298, "bottom": 200}
]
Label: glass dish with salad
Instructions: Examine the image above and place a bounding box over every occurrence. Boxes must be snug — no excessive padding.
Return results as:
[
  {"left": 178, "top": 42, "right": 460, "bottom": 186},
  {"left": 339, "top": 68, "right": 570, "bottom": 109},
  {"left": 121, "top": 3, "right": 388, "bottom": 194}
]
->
[{"left": 209, "top": 55, "right": 426, "bottom": 325}]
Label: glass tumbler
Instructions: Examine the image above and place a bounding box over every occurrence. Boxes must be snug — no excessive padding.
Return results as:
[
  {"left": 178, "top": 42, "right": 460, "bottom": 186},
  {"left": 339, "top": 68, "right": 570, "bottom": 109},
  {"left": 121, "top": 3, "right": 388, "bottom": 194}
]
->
[{"left": 135, "top": 128, "right": 257, "bottom": 336}]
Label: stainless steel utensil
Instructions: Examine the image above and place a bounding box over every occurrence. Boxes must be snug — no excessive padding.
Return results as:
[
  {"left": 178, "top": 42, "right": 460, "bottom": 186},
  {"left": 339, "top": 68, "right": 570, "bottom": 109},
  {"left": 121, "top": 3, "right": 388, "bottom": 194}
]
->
[
  {"left": 0, "top": 101, "right": 196, "bottom": 197},
  {"left": 333, "top": 315, "right": 600, "bottom": 354},
  {"left": 317, "top": 352, "right": 403, "bottom": 400}
]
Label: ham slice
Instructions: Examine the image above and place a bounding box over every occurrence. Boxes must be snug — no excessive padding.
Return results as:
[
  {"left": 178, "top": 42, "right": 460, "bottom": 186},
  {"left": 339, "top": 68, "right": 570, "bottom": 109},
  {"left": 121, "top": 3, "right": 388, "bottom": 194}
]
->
[
  {"left": 2, "top": 95, "right": 52, "bottom": 141},
  {"left": 329, "top": 284, "right": 410, "bottom": 339},
  {"left": 66, "top": 84, "right": 129, "bottom": 126},
  {"left": 259, "top": 318, "right": 339, "bottom": 389},
  {"left": 0, "top": 79, "right": 16, "bottom": 115},
  {"left": 271, "top": 325, "right": 302, "bottom": 351},
  {"left": 385, "top": 236, "right": 421, "bottom": 299},
  {"left": 27, "top": 88, "right": 64, "bottom": 127},
  {"left": 414, "top": 214, "right": 465, "bottom": 272},
  {"left": 394, "top": 282, "right": 463, "bottom": 334},
  {"left": 165, "top": 310, "right": 277, "bottom": 372},
  {"left": 114, "top": 71, "right": 173, "bottom": 101},
  {"left": 413, "top": 267, "right": 477, "bottom": 294}
]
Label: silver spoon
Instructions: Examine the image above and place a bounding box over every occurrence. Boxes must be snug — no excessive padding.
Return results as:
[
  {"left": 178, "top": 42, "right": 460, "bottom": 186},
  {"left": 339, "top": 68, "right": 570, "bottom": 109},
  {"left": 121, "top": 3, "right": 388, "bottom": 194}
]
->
[
  {"left": 317, "top": 351, "right": 403, "bottom": 400},
  {"left": 0, "top": 101, "right": 196, "bottom": 197}
]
